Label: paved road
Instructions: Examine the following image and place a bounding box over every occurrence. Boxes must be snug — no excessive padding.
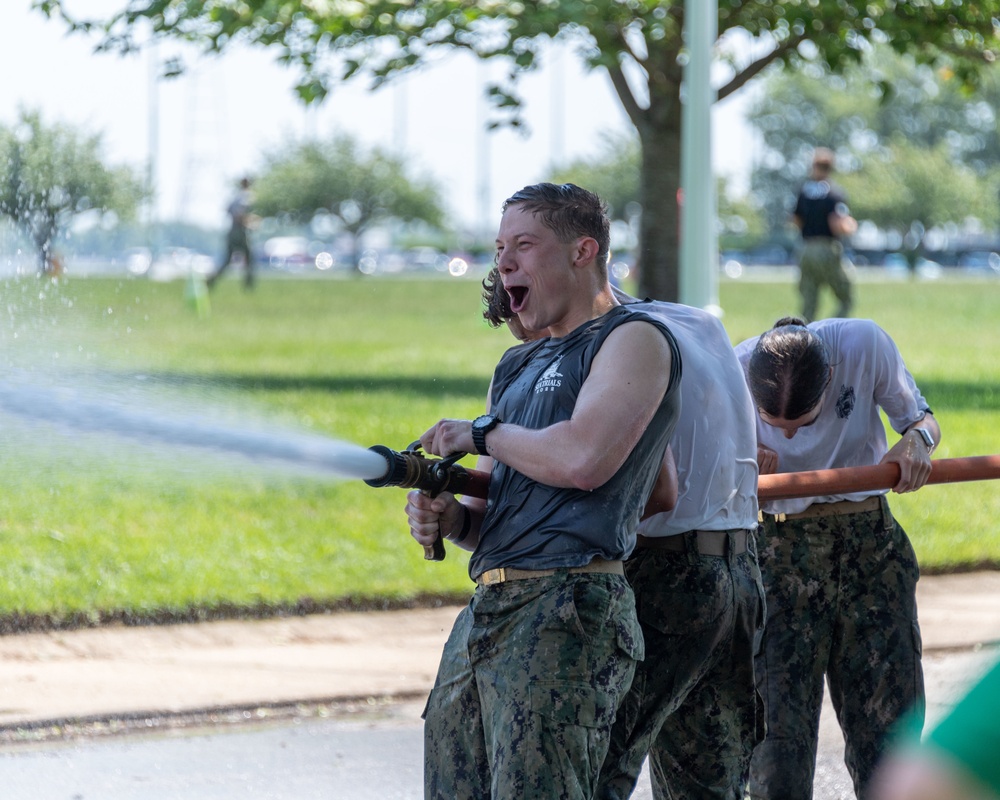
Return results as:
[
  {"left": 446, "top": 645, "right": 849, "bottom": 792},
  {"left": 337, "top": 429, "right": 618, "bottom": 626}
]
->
[
  {"left": 1, "top": 649, "right": 995, "bottom": 799},
  {"left": 0, "top": 571, "right": 997, "bottom": 798}
]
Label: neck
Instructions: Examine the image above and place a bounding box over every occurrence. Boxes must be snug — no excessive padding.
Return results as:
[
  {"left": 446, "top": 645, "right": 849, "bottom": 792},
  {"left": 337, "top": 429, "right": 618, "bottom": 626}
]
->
[
  {"left": 548, "top": 285, "right": 618, "bottom": 338},
  {"left": 592, "top": 286, "right": 619, "bottom": 318}
]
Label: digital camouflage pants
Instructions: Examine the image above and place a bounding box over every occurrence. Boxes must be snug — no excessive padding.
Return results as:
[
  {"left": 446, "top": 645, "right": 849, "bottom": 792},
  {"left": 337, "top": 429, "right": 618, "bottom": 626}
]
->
[
  {"left": 421, "top": 571, "right": 643, "bottom": 800},
  {"left": 749, "top": 498, "right": 925, "bottom": 800},
  {"left": 597, "top": 531, "right": 767, "bottom": 800},
  {"left": 799, "top": 237, "right": 853, "bottom": 321}
]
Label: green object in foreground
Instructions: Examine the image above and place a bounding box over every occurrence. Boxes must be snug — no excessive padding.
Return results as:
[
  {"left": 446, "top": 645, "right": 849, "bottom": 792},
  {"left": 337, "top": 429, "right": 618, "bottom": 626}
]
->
[{"left": 0, "top": 274, "right": 995, "bottom": 626}]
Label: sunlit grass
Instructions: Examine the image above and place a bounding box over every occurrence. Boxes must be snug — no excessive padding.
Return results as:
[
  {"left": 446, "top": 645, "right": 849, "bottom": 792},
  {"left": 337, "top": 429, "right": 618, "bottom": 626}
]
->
[{"left": 0, "top": 271, "right": 995, "bottom": 627}]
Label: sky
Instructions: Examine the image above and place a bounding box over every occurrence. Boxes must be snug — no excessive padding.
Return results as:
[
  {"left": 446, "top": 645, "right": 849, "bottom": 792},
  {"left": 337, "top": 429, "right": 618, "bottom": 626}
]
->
[{"left": 3, "top": 2, "right": 757, "bottom": 237}]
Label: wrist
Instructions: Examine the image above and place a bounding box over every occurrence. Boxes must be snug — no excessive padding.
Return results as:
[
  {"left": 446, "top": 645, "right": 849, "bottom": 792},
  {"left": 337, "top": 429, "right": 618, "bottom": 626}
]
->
[
  {"left": 471, "top": 414, "right": 501, "bottom": 456},
  {"left": 910, "top": 427, "right": 935, "bottom": 453},
  {"left": 446, "top": 505, "right": 472, "bottom": 544}
]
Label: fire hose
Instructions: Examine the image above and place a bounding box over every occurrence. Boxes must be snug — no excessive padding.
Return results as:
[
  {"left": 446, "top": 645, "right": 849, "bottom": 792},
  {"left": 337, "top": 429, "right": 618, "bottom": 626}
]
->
[
  {"left": 365, "top": 445, "right": 1000, "bottom": 560},
  {"left": 757, "top": 454, "right": 1000, "bottom": 500}
]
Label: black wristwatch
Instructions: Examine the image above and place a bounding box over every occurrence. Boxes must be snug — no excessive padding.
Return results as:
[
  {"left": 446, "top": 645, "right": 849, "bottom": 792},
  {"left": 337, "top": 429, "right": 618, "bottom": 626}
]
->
[{"left": 471, "top": 414, "right": 501, "bottom": 456}]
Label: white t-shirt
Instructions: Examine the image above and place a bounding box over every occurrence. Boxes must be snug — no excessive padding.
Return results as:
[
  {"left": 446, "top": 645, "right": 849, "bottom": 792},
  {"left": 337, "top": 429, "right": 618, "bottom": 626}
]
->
[
  {"left": 629, "top": 301, "right": 760, "bottom": 535},
  {"left": 735, "top": 318, "right": 930, "bottom": 515}
]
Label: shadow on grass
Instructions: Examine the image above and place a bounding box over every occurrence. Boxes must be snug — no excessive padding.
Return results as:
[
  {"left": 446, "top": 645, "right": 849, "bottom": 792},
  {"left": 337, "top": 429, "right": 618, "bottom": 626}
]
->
[
  {"left": 117, "top": 370, "right": 491, "bottom": 400},
  {"left": 915, "top": 380, "right": 1000, "bottom": 411}
]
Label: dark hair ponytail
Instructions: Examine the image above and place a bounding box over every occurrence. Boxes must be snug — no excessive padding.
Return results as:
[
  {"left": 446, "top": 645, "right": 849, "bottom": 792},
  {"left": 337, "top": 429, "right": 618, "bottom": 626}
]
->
[{"left": 748, "top": 318, "right": 831, "bottom": 419}]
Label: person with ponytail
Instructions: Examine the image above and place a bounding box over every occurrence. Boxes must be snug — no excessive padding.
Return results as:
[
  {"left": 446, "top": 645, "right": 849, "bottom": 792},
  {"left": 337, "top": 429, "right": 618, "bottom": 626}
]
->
[{"left": 735, "top": 316, "right": 941, "bottom": 800}]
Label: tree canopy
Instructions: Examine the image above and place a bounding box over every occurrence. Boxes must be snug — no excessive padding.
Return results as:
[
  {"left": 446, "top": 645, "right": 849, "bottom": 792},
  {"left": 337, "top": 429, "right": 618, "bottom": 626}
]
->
[
  {"left": 548, "top": 130, "right": 640, "bottom": 224},
  {"left": 0, "top": 108, "right": 146, "bottom": 274},
  {"left": 36, "top": 0, "right": 1000, "bottom": 300},
  {"left": 748, "top": 46, "right": 1000, "bottom": 248},
  {"left": 253, "top": 134, "right": 446, "bottom": 269}
]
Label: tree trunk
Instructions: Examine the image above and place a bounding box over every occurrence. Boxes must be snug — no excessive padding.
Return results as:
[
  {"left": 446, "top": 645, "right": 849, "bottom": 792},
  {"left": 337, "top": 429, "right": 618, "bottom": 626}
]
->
[
  {"left": 636, "top": 109, "right": 683, "bottom": 302},
  {"left": 31, "top": 222, "right": 56, "bottom": 277}
]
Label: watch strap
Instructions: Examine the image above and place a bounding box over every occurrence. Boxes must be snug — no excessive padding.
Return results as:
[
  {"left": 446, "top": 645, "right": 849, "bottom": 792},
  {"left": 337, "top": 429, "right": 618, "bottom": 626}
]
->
[{"left": 472, "top": 414, "right": 499, "bottom": 456}]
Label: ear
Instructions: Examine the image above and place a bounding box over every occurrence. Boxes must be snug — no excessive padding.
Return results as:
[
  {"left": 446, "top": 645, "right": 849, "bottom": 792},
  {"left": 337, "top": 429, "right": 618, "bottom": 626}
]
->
[{"left": 572, "top": 236, "right": 600, "bottom": 267}]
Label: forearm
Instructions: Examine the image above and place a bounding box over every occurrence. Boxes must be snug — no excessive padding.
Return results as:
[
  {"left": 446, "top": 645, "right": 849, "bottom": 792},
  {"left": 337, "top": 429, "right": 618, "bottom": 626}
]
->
[
  {"left": 641, "top": 445, "right": 678, "bottom": 519},
  {"left": 442, "top": 500, "right": 483, "bottom": 552},
  {"left": 481, "top": 419, "right": 639, "bottom": 491},
  {"left": 906, "top": 413, "right": 942, "bottom": 451},
  {"left": 882, "top": 413, "right": 941, "bottom": 492}
]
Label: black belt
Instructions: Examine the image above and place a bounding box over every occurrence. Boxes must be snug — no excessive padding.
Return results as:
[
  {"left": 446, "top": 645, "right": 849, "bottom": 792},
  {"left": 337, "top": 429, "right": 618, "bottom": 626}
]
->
[{"left": 635, "top": 529, "right": 750, "bottom": 557}]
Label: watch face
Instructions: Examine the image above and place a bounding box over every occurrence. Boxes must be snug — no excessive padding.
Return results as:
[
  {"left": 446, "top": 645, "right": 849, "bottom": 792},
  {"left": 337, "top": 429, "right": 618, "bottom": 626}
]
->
[{"left": 473, "top": 414, "right": 496, "bottom": 432}]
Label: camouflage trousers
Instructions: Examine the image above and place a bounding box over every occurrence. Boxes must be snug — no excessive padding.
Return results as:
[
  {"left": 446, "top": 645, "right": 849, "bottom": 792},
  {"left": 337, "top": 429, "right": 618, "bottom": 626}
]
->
[
  {"left": 596, "top": 531, "right": 767, "bottom": 800},
  {"left": 422, "top": 572, "right": 643, "bottom": 800},
  {"left": 799, "top": 237, "right": 852, "bottom": 321},
  {"left": 749, "top": 498, "right": 925, "bottom": 799}
]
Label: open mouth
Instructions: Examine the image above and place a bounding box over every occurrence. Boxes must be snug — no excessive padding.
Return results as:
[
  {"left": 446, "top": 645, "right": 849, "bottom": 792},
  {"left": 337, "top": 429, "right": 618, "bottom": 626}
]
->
[{"left": 506, "top": 285, "right": 528, "bottom": 313}]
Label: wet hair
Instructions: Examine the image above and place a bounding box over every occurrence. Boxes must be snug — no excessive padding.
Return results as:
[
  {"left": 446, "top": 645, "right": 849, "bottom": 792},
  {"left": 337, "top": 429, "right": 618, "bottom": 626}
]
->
[
  {"left": 747, "top": 316, "right": 832, "bottom": 420},
  {"left": 502, "top": 183, "right": 611, "bottom": 269},
  {"left": 481, "top": 266, "right": 511, "bottom": 328}
]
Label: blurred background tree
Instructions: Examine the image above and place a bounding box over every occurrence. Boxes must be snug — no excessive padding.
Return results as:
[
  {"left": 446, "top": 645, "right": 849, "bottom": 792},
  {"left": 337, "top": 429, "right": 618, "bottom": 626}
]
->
[
  {"left": 0, "top": 108, "right": 146, "bottom": 274},
  {"left": 547, "top": 132, "right": 765, "bottom": 271},
  {"left": 748, "top": 45, "right": 1000, "bottom": 261},
  {"left": 36, "top": 1, "right": 1000, "bottom": 298},
  {"left": 548, "top": 131, "right": 641, "bottom": 225},
  {"left": 252, "top": 134, "right": 446, "bottom": 272}
]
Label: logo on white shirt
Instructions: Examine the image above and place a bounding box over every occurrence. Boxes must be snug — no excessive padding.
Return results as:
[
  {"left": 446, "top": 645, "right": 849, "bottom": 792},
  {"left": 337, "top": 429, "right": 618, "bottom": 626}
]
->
[{"left": 836, "top": 385, "right": 855, "bottom": 419}]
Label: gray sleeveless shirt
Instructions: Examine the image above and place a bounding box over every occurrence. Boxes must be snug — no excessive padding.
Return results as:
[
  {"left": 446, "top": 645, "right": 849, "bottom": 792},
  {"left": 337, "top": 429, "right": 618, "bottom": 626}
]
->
[{"left": 468, "top": 305, "right": 682, "bottom": 579}]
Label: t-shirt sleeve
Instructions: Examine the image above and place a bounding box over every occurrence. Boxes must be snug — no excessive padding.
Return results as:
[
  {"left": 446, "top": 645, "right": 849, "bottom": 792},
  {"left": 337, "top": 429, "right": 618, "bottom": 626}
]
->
[{"left": 869, "top": 322, "right": 930, "bottom": 434}]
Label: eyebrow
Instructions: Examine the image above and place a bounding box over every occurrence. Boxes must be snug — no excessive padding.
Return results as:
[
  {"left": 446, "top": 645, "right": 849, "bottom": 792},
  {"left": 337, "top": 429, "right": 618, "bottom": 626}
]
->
[{"left": 761, "top": 405, "right": 823, "bottom": 429}]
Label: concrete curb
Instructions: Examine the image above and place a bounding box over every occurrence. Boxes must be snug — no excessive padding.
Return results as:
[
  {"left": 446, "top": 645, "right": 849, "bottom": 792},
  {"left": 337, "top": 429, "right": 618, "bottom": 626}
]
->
[{"left": 0, "top": 572, "right": 996, "bottom": 732}]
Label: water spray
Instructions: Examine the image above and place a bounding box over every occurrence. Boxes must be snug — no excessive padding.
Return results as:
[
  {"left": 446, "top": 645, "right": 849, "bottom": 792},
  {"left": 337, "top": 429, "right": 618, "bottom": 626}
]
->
[
  {"left": 0, "top": 376, "right": 495, "bottom": 562},
  {"left": 0, "top": 378, "right": 390, "bottom": 481}
]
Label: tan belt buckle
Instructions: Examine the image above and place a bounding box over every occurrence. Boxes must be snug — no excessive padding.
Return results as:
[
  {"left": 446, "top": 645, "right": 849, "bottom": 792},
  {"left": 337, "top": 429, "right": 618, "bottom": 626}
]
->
[{"left": 480, "top": 568, "right": 506, "bottom": 586}]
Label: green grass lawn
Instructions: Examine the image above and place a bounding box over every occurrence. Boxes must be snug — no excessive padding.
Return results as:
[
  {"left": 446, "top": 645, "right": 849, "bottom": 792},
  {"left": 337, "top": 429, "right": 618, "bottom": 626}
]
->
[{"left": 0, "top": 271, "right": 996, "bottom": 628}]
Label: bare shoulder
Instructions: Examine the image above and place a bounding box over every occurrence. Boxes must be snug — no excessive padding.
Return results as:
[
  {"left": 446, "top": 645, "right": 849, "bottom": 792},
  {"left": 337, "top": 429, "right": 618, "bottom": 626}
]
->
[
  {"left": 598, "top": 318, "right": 674, "bottom": 376},
  {"left": 607, "top": 315, "right": 674, "bottom": 353}
]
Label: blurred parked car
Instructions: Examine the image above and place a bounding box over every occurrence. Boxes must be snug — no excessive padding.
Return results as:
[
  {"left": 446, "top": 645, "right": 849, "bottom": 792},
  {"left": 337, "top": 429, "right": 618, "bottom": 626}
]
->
[
  {"left": 957, "top": 250, "right": 1000, "bottom": 274},
  {"left": 145, "top": 247, "right": 215, "bottom": 282},
  {"left": 406, "top": 247, "right": 449, "bottom": 272},
  {"left": 124, "top": 246, "right": 153, "bottom": 276},
  {"left": 263, "top": 236, "right": 312, "bottom": 271}
]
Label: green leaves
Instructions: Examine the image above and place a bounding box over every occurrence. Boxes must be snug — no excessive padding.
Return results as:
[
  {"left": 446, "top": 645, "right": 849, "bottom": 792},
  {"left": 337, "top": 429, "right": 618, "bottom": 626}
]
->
[
  {"left": 0, "top": 109, "right": 147, "bottom": 271},
  {"left": 31, "top": 0, "right": 1000, "bottom": 299}
]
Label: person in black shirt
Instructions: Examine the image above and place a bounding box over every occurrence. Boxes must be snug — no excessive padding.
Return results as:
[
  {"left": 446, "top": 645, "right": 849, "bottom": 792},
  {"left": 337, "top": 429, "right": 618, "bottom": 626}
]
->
[
  {"left": 793, "top": 148, "right": 858, "bottom": 321},
  {"left": 405, "top": 183, "right": 682, "bottom": 799}
]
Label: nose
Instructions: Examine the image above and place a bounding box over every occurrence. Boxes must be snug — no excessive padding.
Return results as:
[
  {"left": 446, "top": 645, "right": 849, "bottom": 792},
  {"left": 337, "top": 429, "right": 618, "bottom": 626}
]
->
[
  {"left": 496, "top": 248, "right": 515, "bottom": 274},
  {"left": 783, "top": 427, "right": 798, "bottom": 439}
]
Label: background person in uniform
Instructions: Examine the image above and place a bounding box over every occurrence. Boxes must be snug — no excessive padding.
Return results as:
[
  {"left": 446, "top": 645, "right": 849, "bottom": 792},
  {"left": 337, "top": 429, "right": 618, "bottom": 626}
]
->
[
  {"left": 207, "top": 176, "right": 256, "bottom": 290},
  {"left": 735, "top": 316, "right": 941, "bottom": 800},
  {"left": 404, "top": 183, "right": 682, "bottom": 800},
  {"left": 793, "top": 147, "right": 858, "bottom": 321},
  {"left": 595, "top": 290, "right": 765, "bottom": 800}
]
